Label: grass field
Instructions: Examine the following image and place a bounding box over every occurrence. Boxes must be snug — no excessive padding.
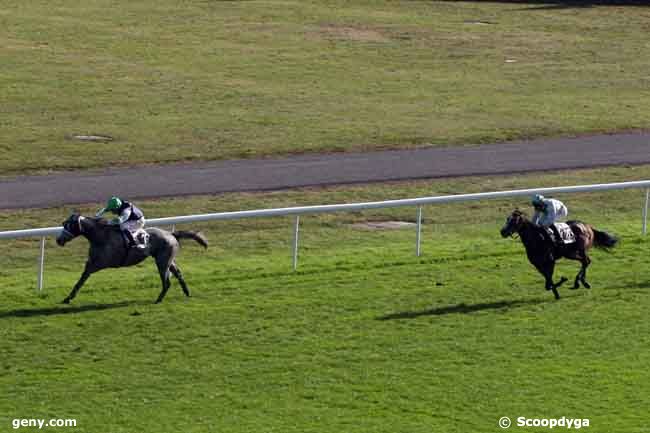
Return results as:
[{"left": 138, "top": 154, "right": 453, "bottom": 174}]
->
[
  {"left": 1, "top": 166, "right": 649, "bottom": 432},
  {"left": 2, "top": 0, "right": 650, "bottom": 174}
]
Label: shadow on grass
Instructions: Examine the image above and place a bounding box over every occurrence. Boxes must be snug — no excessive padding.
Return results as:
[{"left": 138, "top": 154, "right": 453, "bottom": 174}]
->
[
  {"left": 607, "top": 280, "right": 650, "bottom": 290},
  {"left": 377, "top": 298, "right": 548, "bottom": 320},
  {"left": 0, "top": 300, "right": 150, "bottom": 319},
  {"left": 442, "top": 0, "right": 650, "bottom": 9}
]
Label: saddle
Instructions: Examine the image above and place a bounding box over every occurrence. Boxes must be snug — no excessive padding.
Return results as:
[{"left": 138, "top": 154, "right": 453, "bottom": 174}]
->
[{"left": 546, "top": 223, "right": 575, "bottom": 245}]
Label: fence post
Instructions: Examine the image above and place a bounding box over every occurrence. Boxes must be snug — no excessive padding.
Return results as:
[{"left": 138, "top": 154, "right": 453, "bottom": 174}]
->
[
  {"left": 416, "top": 206, "right": 423, "bottom": 257},
  {"left": 292, "top": 216, "right": 300, "bottom": 271},
  {"left": 643, "top": 189, "right": 649, "bottom": 235},
  {"left": 37, "top": 237, "right": 46, "bottom": 292}
]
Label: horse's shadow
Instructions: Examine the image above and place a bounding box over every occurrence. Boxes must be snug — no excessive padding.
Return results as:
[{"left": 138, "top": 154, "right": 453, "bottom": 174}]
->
[
  {"left": 0, "top": 300, "right": 149, "bottom": 319},
  {"left": 606, "top": 280, "right": 650, "bottom": 291},
  {"left": 377, "top": 298, "right": 547, "bottom": 320},
  {"left": 456, "top": 0, "right": 650, "bottom": 10}
]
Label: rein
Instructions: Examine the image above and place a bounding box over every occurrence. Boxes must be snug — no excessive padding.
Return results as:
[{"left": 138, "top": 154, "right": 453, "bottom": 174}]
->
[
  {"left": 63, "top": 216, "right": 85, "bottom": 238},
  {"left": 78, "top": 216, "right": 85, "bottom": 234}
]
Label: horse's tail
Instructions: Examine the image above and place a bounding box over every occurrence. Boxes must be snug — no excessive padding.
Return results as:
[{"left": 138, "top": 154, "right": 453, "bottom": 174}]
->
[
  {"left": 172, "top": 231, "right": 208, "bottom": 249},
  {"left": 593, "top": 228, "right": 618, "bottom": 249}
]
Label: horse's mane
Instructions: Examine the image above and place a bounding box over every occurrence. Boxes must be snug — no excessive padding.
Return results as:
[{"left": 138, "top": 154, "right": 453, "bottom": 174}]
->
[
  {"left": 512, "top": 208, "right": 528, "bottom": 219},
  {"left": 90, "top": 217, "right": 120, "bottom": 229}
]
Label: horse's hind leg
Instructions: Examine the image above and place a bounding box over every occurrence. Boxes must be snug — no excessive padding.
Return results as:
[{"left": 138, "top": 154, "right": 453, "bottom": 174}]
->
[
  {"left": 155, "top": 268, "right": 171, "bottom": 304},
  {"left": 170, "top": 262, "right": 190, "bottom": 297},
  {"left": 154, "top": 255, "right": 173, "bottom": 304},
  {"left": 63, "top": 261, "right": 96, "bottom": 304},
  {"left": 580, "top": 255, "right": 591, "bottom": 289},
  {"left": 571, "top": 258, "right": 583, "bottom": 289},
  {"left": 570, "top": 253, "right": 592, "bottom": 290}
]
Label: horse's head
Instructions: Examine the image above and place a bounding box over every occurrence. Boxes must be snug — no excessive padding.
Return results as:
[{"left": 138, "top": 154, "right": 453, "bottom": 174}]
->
[
  {"left": 56, "top": 214, "right": 84, "bottom": 246},
  {"left": 500, "top": 209, "right": 526, "bottom": 238}
]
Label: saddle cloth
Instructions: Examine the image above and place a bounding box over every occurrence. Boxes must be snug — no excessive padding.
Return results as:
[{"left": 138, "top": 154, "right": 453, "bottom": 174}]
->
[
  {"left": 550, "top": 222, "right": 575, "bottom": 244},
  {"left": 122, "top": 228, "right": 149, "bottom": 248},
  {"left": 133, "top": 229, "right": 150, "bottom": 248}
]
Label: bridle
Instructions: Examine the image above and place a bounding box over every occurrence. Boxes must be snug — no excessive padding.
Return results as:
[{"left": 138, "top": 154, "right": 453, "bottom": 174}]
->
[
  {"left": 62, "top": 215, "right": 85, "bottom": 237},
  {"left": 505, "top": 214, "right": 523, "bottom": 239},
  {"left": 77, "top": 215, "right": 85, "bottom": 233}
]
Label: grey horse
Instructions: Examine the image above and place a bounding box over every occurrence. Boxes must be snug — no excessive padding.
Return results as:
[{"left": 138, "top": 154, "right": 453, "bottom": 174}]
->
[{"left": 56, "top": 214, "right": 208, "bottom": 304}]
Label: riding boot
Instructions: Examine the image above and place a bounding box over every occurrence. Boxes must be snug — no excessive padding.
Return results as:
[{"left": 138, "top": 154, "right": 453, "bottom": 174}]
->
[
  {"left": 542, "top": 226, "right": 556, "bottom": 245},
  {"left": 550, "top": 225, "right": 562, "bottom": 245},
  {"left": 123, "top": 230, "right": 136, "bottom": 249},
  {"left": 541, "top": 227, "right": 556, "bottom": 260}
]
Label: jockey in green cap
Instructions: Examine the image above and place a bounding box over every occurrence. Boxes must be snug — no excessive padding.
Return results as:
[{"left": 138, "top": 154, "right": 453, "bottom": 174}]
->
[
  {"left": 96, "top": 196, "right": 147, "bottom": 249},
  {"left": 531, "top": 194, "right": 568, "bottom": 227}
]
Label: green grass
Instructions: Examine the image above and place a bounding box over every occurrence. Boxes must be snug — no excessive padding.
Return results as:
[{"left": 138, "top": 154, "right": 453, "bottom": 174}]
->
[
  {"left": 1, "top": 166, "right": 649, "bottom": 432},
  {"left": 2, "top": 1, "right": 650, "bottom": 174}
]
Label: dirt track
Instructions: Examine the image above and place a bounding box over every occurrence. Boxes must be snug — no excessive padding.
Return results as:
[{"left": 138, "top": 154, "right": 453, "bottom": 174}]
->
[{"left": 1, "top": 132, "right": 649, "bottom": 210}]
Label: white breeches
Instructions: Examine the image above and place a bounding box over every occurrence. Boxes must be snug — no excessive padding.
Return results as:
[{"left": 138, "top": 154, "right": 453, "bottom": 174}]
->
[{"left": 121, "top": 218, "right": 145, "bottom": 234}]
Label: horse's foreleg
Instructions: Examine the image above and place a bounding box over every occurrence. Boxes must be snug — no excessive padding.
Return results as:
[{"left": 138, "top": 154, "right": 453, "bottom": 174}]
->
[
  {"left": 170, "top": 262, "right": 190, "bottom": 297},
  {"left": 63, "top": 262, "right": 96, "bottom": 304},
  {"left": 548, "top": 280, "right": 560, "bottom": 300},
  {"left": 537, "top": 260, "right": 555, "bottom": 291},
  {"left": 540, "top": 261, "right": 565, "bottom": 300},
  {"left": 547, "top": 276, "right": 567, "bottom": 300}
]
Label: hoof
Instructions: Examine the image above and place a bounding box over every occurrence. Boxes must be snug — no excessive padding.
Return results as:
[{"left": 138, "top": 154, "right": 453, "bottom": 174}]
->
[
  {"left": 571, "top": 284, "right": 580, "bottom": 290},
  {"left": 62, "top": 298, "right": 71, "bottom": 304},
  {"left": 583, "top": 282, "right": 591, "bottom": 289}
]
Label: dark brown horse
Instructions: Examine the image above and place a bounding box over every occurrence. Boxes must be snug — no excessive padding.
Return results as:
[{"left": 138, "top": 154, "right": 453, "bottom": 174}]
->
[
  {"left": 56, "top": 214, "right": 208, "bottom": 304},
  {"left": 500, "top": 209, "right": 617, "bottom": 299}
]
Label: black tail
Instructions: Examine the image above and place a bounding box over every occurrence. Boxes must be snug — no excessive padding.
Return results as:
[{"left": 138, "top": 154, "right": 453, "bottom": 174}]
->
[
  {"left": 172, "top": 231, "right": 208, "bottom": 249},
  {"left": 593, "top": 229, "right": 618, "bottom": 249}
]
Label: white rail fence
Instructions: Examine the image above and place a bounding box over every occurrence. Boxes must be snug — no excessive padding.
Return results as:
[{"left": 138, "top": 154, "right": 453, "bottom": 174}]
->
[{"left": 1, "top": 180, "right": 649, "bottom": 291}]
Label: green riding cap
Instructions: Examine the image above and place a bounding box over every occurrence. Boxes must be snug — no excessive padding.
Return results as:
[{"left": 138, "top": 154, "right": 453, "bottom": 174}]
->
[
  {"left": 531, "top": 194, "right": 545, "bottom": 207},
  {"left": 96, "top": 196, "right": 123, "bottom": 217},
  {"left": 106, "top": 196, "right": 122, "bottom": 210}
]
